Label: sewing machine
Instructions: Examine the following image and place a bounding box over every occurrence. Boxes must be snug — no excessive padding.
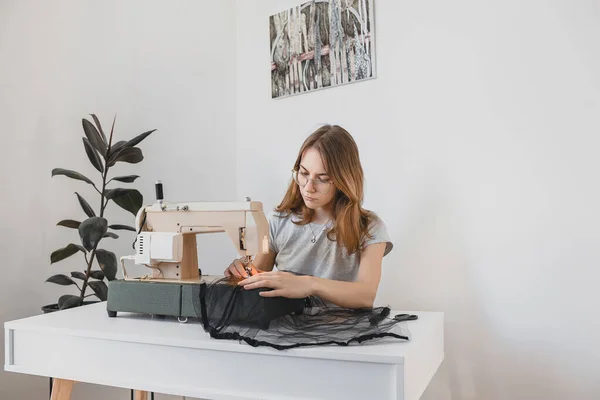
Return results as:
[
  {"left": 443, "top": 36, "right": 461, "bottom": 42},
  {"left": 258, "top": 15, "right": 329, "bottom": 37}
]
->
[
  {"left": 119, "top": 196, "right": 269, "bottom": 282},
  {"left": 106, "top": 182, "right": 304, "bottom": 326}
]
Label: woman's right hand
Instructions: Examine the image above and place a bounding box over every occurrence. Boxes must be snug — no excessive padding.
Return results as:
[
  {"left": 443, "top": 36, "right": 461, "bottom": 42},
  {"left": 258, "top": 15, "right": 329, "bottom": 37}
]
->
[{"left": 225, "top": 258, "right": 260, "bottom": 278}]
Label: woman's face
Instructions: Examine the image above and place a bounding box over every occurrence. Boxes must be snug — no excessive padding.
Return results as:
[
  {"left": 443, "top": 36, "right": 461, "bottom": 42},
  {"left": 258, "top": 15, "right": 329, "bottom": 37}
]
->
[{"left": 298, "top": 148, "right": 336, "bottom": 210}]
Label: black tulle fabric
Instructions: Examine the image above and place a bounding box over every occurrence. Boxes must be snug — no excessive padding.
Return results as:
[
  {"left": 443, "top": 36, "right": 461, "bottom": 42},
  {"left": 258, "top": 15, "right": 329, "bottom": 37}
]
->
[{"left": 192, "top": 275, "right": 417, "bottom": 350}]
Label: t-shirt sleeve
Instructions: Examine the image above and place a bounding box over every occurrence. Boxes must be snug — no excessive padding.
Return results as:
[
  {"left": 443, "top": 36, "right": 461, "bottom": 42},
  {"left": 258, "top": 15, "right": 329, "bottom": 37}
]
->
[
  {"left": 267, "top": 211, "right": 280, "bottom": 253},
  {"left": 362, "top": 215, "right": 393, "bottom": 257}
]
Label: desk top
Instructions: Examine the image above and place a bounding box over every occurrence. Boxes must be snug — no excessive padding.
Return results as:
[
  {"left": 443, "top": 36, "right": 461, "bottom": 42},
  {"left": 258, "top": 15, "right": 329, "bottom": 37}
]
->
[{"left": 5, "top": 302, "right": 443, "bottom": 365}]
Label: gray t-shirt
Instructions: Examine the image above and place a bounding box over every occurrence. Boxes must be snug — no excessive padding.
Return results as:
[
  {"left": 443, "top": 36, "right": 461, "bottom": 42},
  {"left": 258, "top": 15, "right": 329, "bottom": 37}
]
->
[{"left": 267, "top": 211, "right": 393, "bottom": 282}]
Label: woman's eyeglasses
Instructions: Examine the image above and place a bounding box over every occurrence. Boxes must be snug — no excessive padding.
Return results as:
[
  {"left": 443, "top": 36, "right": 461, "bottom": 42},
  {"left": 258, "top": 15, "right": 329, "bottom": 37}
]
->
[{"left": 292, "top": 169, "right": 333, "bottom": 194}]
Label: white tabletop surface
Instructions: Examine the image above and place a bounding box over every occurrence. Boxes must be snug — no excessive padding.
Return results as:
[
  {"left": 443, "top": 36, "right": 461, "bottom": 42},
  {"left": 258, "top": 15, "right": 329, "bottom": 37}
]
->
[
  {"left": 5, "top": 302, "right": 444, "bottom": 400},
  {"left": 5, "top": 302, "right": 439, "bottom": 364}
]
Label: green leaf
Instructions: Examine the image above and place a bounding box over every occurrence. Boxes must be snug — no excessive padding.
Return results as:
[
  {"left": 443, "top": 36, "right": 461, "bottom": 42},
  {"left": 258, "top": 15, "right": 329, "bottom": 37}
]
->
[
  {"left": 52, "top": 168, "right": 95, "bottom": 186},
  {"left": 105, "top": 188, "right": 143, "bottom": 216},
  {"left": 95, "top": 249, "right": 117, "bottom": 281},
  {"left": 103, "top": 232, "right": 119, "bottom": 239},
  {"left": 46, "top": 274, "right": 76, "bottom": 286},
  {"left": 78, "top": 217, "right": 108, "bottom": 251},
  {"left": 82, "top": 137, "right": 104, "bottom": 173},
  {"left": 71, "top": 271, "right": 87, "bottom": 280},
  {"left": 124, "top": 129, "right": 156, "bottom": 148},
  {"left": 57, "top": 219, "right": 81, "bottom": 229},
  {"left": 107, "top": 140, "right": 126, "bottom": 158},
  {"left": 89, "top": 270, "right": 105, "bottom": 280},
  {"left": 90, "top": 114, "right": 107, "bottom": 144},
  {"left": 58, "top": 294, "right": 82, "bottom": 310},
  {"left": 109, "top": 114, "right": 117, "bottom": 144},
  {"left": 111, "top": 175, "right": 140, "bottom": 183},
  {"left": 108, "top": 224, "right": 136, "bottom": 232},
  {"left": 88, "top": 280, "right": 108, "bottom": 301},
  {"left": 50, "top": 243, "right": 86, "bottom": 264},
  {"left": 75, "top": 192, "right": 95, "bottom": 218},
  {"left": 82, "top": 118, "right": 106, "bottom": 157},
  {"left": 107, "top": 147, "right": 143, "bottom": 167}
]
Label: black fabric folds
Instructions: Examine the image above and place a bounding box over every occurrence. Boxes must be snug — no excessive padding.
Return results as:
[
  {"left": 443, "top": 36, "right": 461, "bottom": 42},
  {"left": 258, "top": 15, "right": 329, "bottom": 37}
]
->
[{"left": 192, "top": 276, "right": 417, "bottom": 351}]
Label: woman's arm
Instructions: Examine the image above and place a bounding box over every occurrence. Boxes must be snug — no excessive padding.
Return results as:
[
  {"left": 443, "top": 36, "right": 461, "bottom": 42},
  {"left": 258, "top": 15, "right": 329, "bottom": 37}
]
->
[
  {"left": 310, "top": 242, "right": 386, "bottom": 308},
  {"left": 238, "top": 242, "right": 387, "bottom": 309},
  {"left": 251, "top": 250, "right": 276, "bottom": 272}
]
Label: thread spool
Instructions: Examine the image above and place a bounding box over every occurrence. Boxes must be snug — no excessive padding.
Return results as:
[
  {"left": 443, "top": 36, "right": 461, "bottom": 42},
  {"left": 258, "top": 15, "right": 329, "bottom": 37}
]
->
[{"left": 155, "top": 180, "right": 164, "bottom": 203}]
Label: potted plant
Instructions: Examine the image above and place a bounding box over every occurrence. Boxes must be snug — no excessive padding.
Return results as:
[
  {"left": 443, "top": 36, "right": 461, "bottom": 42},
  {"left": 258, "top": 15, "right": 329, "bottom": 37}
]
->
[{"left": 43, "top": 114, "right": 156, "bottom": 312}]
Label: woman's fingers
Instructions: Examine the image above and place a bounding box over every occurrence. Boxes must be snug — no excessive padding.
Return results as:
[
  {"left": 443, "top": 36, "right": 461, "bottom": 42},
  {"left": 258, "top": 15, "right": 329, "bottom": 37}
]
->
[
  {"left": 225, "top": 260, "right": 244, "bottom": 278},
  {"left": 228, "top": 265, "right": 241, "bottom": 278},
  {"left": 239, "top": 273, "right": 261, "bottom": 285},
  {"left": 233, "top": 259, "right": 247, "bottom": 274},
  {"left": 259, "top": 289, "right": 285, "bottom": 297},
  {"left": 224, "top": 259, "right": 256, "bottom": 278},
  {"left": 242, "top": 277, "right": 278, "bottom": 290}
]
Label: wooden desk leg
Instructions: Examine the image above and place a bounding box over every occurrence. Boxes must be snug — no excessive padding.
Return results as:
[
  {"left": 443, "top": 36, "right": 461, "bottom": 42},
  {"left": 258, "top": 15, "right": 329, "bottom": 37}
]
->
[
  {"left": 50, "top": 378, "right": 74, "bottom": 400},
  {"left": 134, "top": 391, "right": 149, "bottom": 400}
]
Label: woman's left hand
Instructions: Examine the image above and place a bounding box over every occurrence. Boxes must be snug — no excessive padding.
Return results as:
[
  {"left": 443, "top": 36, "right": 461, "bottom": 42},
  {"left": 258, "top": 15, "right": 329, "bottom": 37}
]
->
[{"left": 238, "top": 271, "right": 313, "bottom": 298}]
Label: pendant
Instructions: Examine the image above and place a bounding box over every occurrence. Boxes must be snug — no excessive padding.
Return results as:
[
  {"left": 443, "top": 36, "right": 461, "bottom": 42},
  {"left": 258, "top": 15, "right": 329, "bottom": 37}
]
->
[{"left": 311, "top": 236, "right": 316, "bottom": 243}]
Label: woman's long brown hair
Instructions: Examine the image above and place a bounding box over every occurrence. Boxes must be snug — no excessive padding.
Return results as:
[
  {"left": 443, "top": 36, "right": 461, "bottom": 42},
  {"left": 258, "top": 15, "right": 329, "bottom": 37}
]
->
[{"left": 275, "top": 125, "right": 374, "bottom": 254}]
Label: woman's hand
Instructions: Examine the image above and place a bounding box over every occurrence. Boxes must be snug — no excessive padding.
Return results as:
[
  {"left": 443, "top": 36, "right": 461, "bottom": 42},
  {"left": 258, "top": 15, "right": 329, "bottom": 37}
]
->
[
  {"left": 224, "top": 258, "right": 261, "bottom": 278},
  {"left": 238, "top": 271, "right": 314, "bottom": 298}
]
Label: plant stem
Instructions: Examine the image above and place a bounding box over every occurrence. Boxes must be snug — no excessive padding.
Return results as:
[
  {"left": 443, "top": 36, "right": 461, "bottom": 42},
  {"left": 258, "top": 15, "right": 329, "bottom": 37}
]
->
[
  {"left": 80, "top": 246, "right": 98, "bottom": 299},
  {"left": 99, "top": 166, "right": 108, "bottom": 218},
  {"left": 79, "top": 135, "right": 112, "bottom": 300}
]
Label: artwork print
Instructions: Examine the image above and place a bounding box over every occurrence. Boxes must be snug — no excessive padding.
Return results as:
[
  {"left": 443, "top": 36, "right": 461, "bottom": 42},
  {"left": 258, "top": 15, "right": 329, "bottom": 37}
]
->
[{"left": 270, "top": 0, "right": 376, "bottom": 99}]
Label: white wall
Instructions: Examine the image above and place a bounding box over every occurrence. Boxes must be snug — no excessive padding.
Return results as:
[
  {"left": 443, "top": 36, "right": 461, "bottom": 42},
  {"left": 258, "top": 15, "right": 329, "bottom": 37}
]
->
[
  {"left": 236, "top": 1, "right": 600, "bottom": 399},
  {"left": 2, "top": 0, "right": 600, "bottom": 399},
  {"left": 0, "top": 1, "right": 236, "bottom": 399}
]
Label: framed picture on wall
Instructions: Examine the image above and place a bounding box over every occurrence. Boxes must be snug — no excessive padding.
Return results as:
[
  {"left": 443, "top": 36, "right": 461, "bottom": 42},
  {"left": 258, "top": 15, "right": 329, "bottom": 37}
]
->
[{"left": 269, "top": 0, "right": 376, "bottom": 99}]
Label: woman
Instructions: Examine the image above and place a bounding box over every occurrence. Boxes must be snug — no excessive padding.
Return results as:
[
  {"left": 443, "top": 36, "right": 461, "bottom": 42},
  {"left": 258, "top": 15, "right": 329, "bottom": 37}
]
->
[{"left": 225, "top": 125, "right": 392, "bottom": 309}]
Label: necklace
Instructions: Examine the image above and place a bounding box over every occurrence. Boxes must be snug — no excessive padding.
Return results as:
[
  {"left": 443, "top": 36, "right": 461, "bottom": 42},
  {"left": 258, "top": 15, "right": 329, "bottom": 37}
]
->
[{"left": 307, "top": 219, "right": 331, "bottom": 243}]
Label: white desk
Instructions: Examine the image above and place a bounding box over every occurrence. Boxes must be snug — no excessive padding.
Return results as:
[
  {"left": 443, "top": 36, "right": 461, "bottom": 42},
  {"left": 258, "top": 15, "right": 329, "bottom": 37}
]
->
[{"left": 5, "top": 302, "right": 443, "bottom": 400}]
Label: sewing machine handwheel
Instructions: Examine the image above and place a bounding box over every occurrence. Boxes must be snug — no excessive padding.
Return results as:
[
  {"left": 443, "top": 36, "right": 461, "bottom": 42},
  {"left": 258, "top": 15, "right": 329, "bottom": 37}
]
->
[{"left": 107, "top": 310, "right": 117, "bottom": 318}]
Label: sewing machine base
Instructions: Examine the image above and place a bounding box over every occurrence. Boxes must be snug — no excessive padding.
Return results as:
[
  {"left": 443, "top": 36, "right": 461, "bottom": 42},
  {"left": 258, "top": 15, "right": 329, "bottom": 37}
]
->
[{"left": 106, "top": 279, "right": 305, "bottom": 330}]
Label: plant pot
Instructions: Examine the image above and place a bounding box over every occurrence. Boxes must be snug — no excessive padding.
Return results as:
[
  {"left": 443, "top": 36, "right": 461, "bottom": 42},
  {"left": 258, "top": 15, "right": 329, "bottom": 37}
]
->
[{"left": 41, "top": 301, "right": 100, "bottom": 314}]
